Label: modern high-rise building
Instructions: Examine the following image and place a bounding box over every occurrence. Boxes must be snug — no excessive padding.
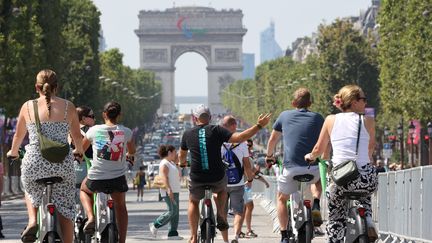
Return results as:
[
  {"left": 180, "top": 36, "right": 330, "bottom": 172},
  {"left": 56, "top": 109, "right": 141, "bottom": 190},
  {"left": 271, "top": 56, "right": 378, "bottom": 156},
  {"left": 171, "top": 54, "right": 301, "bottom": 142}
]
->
[
  {"left": 99, "top": 29, "right": 107, "bottom": 52},
  {"left": 260, "top": 21, "right": 284, "bottom": 64},
  {"left": 242, "top": 53, "right": 255, "bottom": 79}
]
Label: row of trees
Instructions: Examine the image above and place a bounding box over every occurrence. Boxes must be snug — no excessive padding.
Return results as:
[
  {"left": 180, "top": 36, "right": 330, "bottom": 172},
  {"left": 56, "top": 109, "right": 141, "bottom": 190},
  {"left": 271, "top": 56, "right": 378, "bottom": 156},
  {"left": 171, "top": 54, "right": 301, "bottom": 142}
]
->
[
  {"left": 225, "top": 2, "right": 432, "bottom": 131},
  {"left": 0, "top": 0, "right": 161, "bottom": 128},
  {"left": 222, "top": 20, "right": 379, "bottom": 127}
]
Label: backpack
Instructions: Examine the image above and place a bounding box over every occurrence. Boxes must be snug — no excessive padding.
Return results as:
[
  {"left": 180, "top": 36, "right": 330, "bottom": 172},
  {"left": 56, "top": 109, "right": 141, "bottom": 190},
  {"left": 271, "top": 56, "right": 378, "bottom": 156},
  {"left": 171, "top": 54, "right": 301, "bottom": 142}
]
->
[{"left": 222, "top": 143, "right": 244, "bottom": 184}]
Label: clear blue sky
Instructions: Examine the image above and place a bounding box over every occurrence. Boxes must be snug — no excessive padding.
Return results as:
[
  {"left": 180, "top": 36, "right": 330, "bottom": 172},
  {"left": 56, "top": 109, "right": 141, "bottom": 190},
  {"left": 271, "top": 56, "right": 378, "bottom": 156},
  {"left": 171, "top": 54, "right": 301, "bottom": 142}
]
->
[{"left": 92, "top": 0, "right": 372, "bottom": 97}]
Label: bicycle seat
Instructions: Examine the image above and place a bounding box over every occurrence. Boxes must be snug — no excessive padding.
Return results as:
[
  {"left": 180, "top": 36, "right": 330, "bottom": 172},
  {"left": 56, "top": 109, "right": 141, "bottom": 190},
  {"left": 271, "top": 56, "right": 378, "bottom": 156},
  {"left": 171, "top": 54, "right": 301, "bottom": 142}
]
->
[
  {"left": 35, "top": 176, "right": 63, "bottom": 185},
  {"left": 293, "top": 174, "right": 314, "bottom": 182},
  {"left": 342, "top": 191, "right": 369, "bottom": 200}
]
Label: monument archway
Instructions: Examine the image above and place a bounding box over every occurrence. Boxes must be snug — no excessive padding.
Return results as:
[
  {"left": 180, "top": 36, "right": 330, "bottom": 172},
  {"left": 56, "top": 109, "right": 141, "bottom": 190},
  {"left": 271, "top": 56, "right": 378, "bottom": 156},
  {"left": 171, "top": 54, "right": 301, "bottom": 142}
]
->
[{"left": 135, "top": 6, "right": 247, "bottom": 114}]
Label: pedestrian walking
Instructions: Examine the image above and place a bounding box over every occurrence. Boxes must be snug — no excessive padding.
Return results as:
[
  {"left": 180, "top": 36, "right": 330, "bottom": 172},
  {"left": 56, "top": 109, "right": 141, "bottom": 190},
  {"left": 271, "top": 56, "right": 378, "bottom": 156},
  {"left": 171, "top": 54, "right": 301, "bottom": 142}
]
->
[
  {"left": 135, "top": 166, "right": 146, "bottom": 202},
  {"left": 149, "top": 144, "right": 183, "bottom": 240}
]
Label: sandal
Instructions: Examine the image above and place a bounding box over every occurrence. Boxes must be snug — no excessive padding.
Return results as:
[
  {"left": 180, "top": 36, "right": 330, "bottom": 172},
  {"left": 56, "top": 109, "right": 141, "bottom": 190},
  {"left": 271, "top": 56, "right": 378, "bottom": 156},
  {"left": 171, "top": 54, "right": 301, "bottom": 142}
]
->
[
  {"left": 238, "top": 231, "right": 246, "bottom": 238},
  {"left": 21, "top": 224, "right": 38, "bottom": 243},
  {"left": 83, "top": 220, "right": 95, "bottom": 234},
  {"left": 246, "top": 230, "right": 258, "bottom": 238}
]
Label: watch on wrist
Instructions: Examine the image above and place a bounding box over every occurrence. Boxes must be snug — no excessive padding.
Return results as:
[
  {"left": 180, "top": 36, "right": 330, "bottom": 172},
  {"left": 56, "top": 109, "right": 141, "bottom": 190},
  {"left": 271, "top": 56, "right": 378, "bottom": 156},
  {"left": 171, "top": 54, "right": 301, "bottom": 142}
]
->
[
  {"left": 256, "top": 123, "right": 263, "bottom": 129},
  {"left": 247, "top": 179, "right": 253, "bottom": 183}
]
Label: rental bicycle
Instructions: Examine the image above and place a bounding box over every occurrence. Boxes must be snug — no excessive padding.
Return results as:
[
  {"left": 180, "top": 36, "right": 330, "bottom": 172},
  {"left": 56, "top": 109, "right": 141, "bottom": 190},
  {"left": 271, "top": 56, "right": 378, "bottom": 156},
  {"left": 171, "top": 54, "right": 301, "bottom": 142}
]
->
[
  {"left": 287, "top": 174, "right": 314, "bottom": 243},
  {"left": 197, "top": 186, "right": 216, "bottom": 243}
]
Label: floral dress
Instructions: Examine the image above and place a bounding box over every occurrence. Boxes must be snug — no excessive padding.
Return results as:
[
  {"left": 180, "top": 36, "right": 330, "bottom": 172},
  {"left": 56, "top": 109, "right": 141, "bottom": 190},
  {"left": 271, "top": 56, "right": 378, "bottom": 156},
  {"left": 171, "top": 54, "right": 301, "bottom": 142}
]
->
[{"left": 21, "top": 102, "right": 75, "bottom": 220}]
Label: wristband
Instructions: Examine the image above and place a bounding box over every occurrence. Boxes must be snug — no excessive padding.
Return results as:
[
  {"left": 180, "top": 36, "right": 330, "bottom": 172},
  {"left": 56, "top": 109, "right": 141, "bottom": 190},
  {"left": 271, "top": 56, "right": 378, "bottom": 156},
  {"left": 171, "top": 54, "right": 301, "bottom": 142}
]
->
[
  {"left": 256, "top": 123, "right": 263, "bottom": 129},
  {"left": 247, "top": 179, "right": 253, "bottom": 183},
  {"left": 266, "top": 154, "right": 273, "bottom": 157}
]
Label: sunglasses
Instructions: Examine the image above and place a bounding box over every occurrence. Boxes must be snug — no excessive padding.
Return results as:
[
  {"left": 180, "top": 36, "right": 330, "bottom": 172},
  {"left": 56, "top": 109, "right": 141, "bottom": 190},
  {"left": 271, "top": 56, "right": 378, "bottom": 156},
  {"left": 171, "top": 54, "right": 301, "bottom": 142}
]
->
[
  {"left": 86, "top": 114, "right": 95, "bottom": 119},
  {"left": 247, "top": 144, "right": 253, "bottom": 147},
  {"left": 358, "top": 97, "right": 367, "bottom": 102}
]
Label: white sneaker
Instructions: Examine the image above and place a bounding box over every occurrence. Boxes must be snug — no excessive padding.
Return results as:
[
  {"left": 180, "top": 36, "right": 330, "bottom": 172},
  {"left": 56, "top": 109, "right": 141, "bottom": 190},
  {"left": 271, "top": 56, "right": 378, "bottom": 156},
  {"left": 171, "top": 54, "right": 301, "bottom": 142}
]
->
[
  {"left": 149, "top": 223, "right": 157, "bottom": 238},
  {"left": 167, "top": 236, "right": 184, "bottom": 240}
]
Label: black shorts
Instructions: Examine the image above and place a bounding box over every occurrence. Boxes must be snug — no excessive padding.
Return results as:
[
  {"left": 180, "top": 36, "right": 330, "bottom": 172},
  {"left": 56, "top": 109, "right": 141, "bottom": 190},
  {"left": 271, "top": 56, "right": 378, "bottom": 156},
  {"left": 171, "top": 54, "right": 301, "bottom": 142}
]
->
[{"left": 86, "top": 175, "right": 129, "bottom": 193}]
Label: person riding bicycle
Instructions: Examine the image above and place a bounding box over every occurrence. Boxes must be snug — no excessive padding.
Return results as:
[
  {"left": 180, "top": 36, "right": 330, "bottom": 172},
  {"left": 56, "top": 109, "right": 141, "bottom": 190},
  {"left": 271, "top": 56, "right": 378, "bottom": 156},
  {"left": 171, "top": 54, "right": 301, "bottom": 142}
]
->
[
  {"left": 7, "top": 69, "right": 84, "bottom": 243},
  {"left": 78, "top": 101, "right": 136, "bottom": 243},
  {"left": 178, "top": 104, "right": 271, "bottom": 243},
  {"left": 220, "top": 115, "right": 255, "bottom": 243},
  {"left": 266, "top": 88, "right": 324, "bottom": 243},
  {"left": 304, "top": 85, "right": 378, "bottom": 243}
]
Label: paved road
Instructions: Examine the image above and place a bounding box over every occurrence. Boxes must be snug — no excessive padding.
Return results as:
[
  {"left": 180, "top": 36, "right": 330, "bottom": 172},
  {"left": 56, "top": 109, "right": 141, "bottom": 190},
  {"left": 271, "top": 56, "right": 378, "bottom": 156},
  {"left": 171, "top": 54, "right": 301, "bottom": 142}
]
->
[{"left": 0, "top": 186, "right": 327, "bottom": 242}]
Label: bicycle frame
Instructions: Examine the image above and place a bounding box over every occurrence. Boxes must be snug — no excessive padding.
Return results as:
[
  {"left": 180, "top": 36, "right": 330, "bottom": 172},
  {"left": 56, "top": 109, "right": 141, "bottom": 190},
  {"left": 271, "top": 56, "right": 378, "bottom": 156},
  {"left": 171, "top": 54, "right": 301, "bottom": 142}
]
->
[
  {"left": 287, "top": 174, "right": 314, "bottom": 243},
  {"left": 344, "top": 194, "right": 369, "bottom": 243},
  {"left": 94, "top": 192, "right": 117, "bottom": 242},
  {"left": 198, "top": 188, "right": 216, "bottom": 243},
  {"left": 37, "top": 178, "right": 63, "bottom": 243}
]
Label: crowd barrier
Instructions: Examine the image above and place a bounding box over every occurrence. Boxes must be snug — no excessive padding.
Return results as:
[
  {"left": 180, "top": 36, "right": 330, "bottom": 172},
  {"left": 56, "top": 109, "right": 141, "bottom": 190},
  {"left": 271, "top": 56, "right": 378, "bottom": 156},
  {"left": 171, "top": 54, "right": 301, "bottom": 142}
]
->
[{"left": 259, "top": 165, "right": 432, "bottom": 243}]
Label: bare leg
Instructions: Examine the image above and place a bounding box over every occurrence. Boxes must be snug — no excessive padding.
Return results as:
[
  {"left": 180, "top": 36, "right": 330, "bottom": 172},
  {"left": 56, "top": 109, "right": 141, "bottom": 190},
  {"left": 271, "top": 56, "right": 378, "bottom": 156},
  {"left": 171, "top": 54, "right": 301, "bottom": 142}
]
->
[
  {"left": 310, "top": 180, "right": 322, "bottom": 199},
  {"left": 233, "top": 213, "right": 243, "bottom": 237},
  {"left": 80, "top": 178, "right": 94, "bottom": 222},
  {"left": 188, "top": 198, "right": 200, "bottom": 243},
  {"left": 58, "top": 214, "right": 73, "bottom": 243},
  {"left": 24, "top": 193, "right": 38, "bottom": 227},
  {"left": 111, "top": 192, "right": 127, "bottom": 243},
  {"left": 213, "top": 191, "right": 228, "bottom": 240},
  {"left": 277, "top": 192, "right": 289, "bottom": 231},
  {"left": 244, "top": 202, "right": 254, "bottom": 232}
]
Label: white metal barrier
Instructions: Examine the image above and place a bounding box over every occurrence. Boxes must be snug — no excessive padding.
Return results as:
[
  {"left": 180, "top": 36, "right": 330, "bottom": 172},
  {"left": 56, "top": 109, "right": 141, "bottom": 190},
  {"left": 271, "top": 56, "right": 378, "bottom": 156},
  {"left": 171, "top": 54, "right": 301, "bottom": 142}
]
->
[{"left": 260, "top": 166, "right": 432, "bottom": 242}]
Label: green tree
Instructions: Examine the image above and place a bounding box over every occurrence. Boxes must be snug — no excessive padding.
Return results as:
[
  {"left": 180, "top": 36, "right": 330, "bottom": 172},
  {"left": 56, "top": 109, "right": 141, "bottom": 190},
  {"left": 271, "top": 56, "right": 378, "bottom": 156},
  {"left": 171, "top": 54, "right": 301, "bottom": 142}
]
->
[
  {"left": 378, "top": 0, "right": 432, "bottom": 126},
  {"left": 317, "top": 19, "right": 380, "bottom": 113}
]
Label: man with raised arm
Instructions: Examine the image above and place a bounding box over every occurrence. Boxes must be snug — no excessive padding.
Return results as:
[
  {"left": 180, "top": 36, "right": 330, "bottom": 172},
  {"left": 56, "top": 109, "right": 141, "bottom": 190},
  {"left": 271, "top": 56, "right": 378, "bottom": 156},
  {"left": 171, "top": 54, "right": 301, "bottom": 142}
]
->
[{"left": 179, "top": 105, "right": 271, "bottom": 243}]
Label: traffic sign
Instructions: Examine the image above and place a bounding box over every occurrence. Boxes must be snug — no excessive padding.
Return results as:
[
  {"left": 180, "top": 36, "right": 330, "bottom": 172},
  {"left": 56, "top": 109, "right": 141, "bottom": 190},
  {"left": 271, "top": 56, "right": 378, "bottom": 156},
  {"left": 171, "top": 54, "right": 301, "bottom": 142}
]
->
[
  {"left": 383, "top": 143, "right": 391, "bottom": 149},
  {"left": 383, "top": 148, "right": 392, "bottom": 159}
]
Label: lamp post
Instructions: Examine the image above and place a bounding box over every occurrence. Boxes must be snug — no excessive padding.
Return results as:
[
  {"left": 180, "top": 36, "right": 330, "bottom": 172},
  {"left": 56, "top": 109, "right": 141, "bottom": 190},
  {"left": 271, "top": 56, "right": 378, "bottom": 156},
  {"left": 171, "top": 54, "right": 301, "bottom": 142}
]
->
[
  {"left": 408, "top": 121, "right": 415, "bottom": 168},
  {"left": 428, "top": 122, "right": 432, "bottom": 165},
  {"left": 397, "top": 123, "right": 404, "bottom": 169}
]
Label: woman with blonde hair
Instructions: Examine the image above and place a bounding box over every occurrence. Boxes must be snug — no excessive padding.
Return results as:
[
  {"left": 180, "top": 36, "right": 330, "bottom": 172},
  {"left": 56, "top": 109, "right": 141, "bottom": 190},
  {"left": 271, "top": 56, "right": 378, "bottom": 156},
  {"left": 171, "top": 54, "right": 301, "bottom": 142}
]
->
[
  {"left": 305, "top": 84, "right": 378, "bottom": 242},
  {"left": 7, "top": 69, "right": 84, "bottom": 243}
]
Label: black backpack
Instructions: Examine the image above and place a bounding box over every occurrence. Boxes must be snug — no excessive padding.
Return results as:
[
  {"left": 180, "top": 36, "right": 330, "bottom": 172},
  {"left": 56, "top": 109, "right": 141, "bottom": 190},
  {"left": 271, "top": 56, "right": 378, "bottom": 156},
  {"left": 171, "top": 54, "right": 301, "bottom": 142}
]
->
[{"left": 222, "top": 143, "right": 244, "bottom": 184}]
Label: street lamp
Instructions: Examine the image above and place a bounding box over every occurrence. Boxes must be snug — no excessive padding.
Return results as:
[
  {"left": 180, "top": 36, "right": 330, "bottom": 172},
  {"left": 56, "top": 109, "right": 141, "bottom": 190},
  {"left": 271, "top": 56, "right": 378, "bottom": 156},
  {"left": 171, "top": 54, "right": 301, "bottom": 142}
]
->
[
  {"left": 428, "top": 122, "right": 432, "bottom": 165},
  {"left": 356, "top": 59, "right": 369, "bottom": 86},
  {"left": 397, "top": 123, "right": 404, "bottom": 169},
  {"left": 408, "top": 121, "right": 415, "bottom": 167}
]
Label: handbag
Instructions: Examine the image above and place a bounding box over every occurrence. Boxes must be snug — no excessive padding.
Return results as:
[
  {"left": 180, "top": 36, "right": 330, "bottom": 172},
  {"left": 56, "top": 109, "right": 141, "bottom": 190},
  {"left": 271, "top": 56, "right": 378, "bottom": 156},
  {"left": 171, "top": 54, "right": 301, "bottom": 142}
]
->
[
  {"left": 152, "top": 174, "right": 166, "bottom": 189},
  {"left": 331, "top": 114, "right": 362, "bottom": 186},
  {"left": 33, "top": 100, "right": 70, "bottom": 163}
]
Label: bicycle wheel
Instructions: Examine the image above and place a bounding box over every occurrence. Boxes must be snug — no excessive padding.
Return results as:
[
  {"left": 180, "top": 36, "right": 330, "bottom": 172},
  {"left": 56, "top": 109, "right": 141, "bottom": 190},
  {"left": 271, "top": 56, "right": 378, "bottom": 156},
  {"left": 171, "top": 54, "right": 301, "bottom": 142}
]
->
[
  {"left": 47, "top": 231, "right": 56, "bottom": 243},
  {"left": 357, "top": 235, "right": 369, "bottom": 243},
  {"left": 204, "top": 220, "right": 214, "bottom": 243},
  {"left": 297, "top": 222, "right": 313, "bottom": 243},
  {"left": 108, "top": 224, "right": 118, "bottom": 243}
]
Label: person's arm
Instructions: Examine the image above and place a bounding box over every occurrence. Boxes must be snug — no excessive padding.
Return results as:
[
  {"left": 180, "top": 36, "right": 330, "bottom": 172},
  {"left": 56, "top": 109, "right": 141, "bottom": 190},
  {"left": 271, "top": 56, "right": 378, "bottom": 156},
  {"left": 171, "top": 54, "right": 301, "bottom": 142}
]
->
[
  {"left": 243, "top": 157, "right": 254, "bottom": 183},
  {"left": 364, "top": 116, "right": 376, "bottom": 161},
  {"left": 266, "top": 130, "right": 281, "bottom": 160},
  {"left": 179, "top": 149, "right": 188, "bottom": 167},
  {"left": 228, "top": 113, "right": 271, "bottom": 143},
  {"left": 69, "top": 102, "right": 84, "bottom": 155},
  {"left": 305, "top": 115, "right": 334, "bottom": 161},
  {"left": 8, "top": 103, "right": 28, "bottom": 157}
]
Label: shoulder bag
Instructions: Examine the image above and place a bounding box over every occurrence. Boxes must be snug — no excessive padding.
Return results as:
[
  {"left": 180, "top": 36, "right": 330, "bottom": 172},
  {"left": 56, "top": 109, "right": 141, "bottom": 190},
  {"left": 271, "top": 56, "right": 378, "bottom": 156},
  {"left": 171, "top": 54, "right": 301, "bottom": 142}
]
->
[
  {"left": 331, "top": 114, "right": 362, "bottom": 186},
  {"left": 33, "top": 100, "right": 70, "bottom": 163}
]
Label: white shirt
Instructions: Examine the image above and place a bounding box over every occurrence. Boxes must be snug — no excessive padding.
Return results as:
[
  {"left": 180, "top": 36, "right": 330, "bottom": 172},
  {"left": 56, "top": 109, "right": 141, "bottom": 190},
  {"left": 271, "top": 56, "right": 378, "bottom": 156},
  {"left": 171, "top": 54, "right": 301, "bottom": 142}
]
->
[
  {"left": 159, "top": 159, "right": 181, "bottom": 194},
  {"left": 330, "top": 112, "right": 370, "bottom": 168}
]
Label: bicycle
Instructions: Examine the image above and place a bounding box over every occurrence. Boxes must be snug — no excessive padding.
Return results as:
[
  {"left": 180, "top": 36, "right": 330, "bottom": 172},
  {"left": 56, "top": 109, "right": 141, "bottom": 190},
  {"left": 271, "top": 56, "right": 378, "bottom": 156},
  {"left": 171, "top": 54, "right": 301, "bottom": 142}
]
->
[
  {"left": 287, "top": 174, "right": 314, "bottom": 243},
  {"left": 197, "top": 186, "right": 216, "bottom": 243},
  {"left": 342, "top": 191, "right": 370, "bottom": 243},
  {"left": 90, "top": 189, "right": 119, "bottom": 243},
  {"left": 74, "top": 157, "right": 92, "bottom": 243},
  {"left": 36, "top": 176, "right": 64, "bottom": 243},
  {"left": 8, "top": 153, "right": 64, "bottom": 243}
]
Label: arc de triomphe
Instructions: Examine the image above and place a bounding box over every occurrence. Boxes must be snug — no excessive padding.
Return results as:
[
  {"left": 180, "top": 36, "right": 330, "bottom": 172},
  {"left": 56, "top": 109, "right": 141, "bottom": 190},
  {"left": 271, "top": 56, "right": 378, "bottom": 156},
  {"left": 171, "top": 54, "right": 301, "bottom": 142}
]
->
[{"left": 135, "top": 7, "right": 247, "bottom": 114}]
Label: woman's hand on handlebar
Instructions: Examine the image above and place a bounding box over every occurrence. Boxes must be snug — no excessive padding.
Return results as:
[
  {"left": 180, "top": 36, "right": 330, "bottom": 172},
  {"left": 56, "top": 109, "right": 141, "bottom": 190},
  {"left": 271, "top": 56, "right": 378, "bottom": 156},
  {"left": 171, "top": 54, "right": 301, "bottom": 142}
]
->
[
  {"left": 72, "top": 149, "right": 83, "bottom": 163},
  {"left": 6, "top": 150, "right": 20, "bottom": 162},
  {"left": 304, "top": 153, "right": 316, "bottom": 163}
]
